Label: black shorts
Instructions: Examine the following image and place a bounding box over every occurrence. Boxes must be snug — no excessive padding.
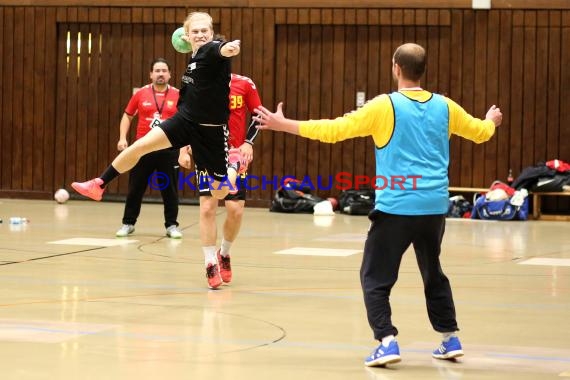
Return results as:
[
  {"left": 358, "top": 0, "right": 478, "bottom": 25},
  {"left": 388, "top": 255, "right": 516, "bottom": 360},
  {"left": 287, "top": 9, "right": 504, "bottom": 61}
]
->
[
  {"left": 160, "top": 113, "right": 229, "bottom": 182},
  {"left": 196, "top": 167, "right": 247, "bottom": 201}
]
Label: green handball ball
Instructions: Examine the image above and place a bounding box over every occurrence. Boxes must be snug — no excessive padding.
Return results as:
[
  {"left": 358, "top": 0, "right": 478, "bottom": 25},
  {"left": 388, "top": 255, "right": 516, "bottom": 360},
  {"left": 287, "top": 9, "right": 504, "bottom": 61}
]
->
[{"left": 172, "top": 27, "right": 192, "bottom": 54}]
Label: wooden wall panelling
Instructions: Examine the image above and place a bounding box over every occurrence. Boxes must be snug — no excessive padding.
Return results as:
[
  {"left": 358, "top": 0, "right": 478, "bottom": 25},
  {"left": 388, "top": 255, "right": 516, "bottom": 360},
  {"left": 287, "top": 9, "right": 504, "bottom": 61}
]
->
[
  {"left": 149, "top": 16, "right": 165, "bottom": 198},
  {"left": 76, "top": 20, "right": 90, "bottom": 183},
  {"left": 153, "top": 7, "right": 164, "bottom": 24},
  {"left": 298, "top": 8, "right": 309, "bottom": 24},
  {"left": 231, "top": 7, "right": 243, "bottom": 74},
  {"left": 118, "top": 20, "right": 134, "bottom": 197},
  {"left": 353, "top": 16, "right": 368, "bottom": 192},
  {"left": 0, "top": 5, "right": 569, "bottom": 212},
  {"left": 459, "top": 10, "right": 475, "bottom": 186},
  {"left": 240, "top": 8, "right": 253, "bottom": 80},
  {"left": 256, "top": 8, "right": 275, "bottom": 202},
  {"left": 306, "top": 23, "right": 322, "bottom": 194},
  {"left": 55, "top": 6, "right": 65, "bottom": 22},
  {"left": 0, "top": 7, "right": 3, "bottom": 188},
  {"left": 43, "top": 7, "right": 57, "bottom": 191},
  {"left": 425, "top": 11, "right": 438, "bottom": 93},
  {"left": 273, "top": 21, "right": 286, "bottom": 184},
  {"left": 497, "top": 11, "right": 512, "bottom": 181},
  {"left": 64, "top": 22, "right": 79, "bottom": 189},
  {"left": 219, "top": 8, "right": 232, "bottom": 47},
  {"left": 54, "top": 23, "right": 68, "bottom": 191},
  {"left": 364, "top": 26, "right": 378, "bottom": 185},
  {"left": 99, "top": 7, "right": 110, "bottom": 22},
  {"left": 1, "top": 1, "right": 570, "bottom": 9},
  {"left": 483, "top": 10, "right": 500, "bottom": 184},
  {"left": 164, "top": 7, "right": 176, "bottom": 24},
  {"left": 509, "top": 11, "right": 524, "bottom": 179},
  {"left": 316, "top": 21, "right": 332, "bottom": 197},
  {"left": 299, "top": 20, "right": 325, "bottom": 193},
  {"left": 546, "top": 12, "right": 561, "bottom": 162},
  {"left": 2, "top": 7, "right": 14, "bottom": 189},
  {"left": 472, "top": 11, "right": 488, "bottom": 186},
  {"left": 249, "top": 7, "right": 265, "bottom": 201},
  {"left": 437, "top": 11, "right": 451, "bottom": 97},
  {"left": 22, "top": 7, "right": 35, "bottom": 191},
  {"left": 87, "top": 23, "right": 102, "bottom": 186},
  {"left": 66, "top": 5, "right": 77, "bottom": 22},
  {"left": 342, "top": 20, "right": 356, "bottom": 190},
  {"left": 108, "top": 5, "right": 120, "bottom": 23},
  {"left": 104, "top": 22, "right": 122, "bottom": 194},
  {"left": 296, "top": 23, "right": 310, "bottom": 182},
  {"left": 521, "top": 11, "right": 537, "bottom": 169},
  {"left": 87, "top": 7, "right": 101, "bottom": 192},
  {"left": 12, "top": 7, "right": 24, "bottom": 190},
  {"left": 96, "top": 23, "right": 112, "bottom": 194},
  {"left": 365, "top": 24, "right": 379, "bottom": 182},
  {"left": 285, "top": 10, "right": 301, "bottom": 184},
  {"left": 534, "top": 11, "right": 549, "bottom": 165},
  {"left": 329, "top": 21, "right": 346, "bottom": 192},
  {"left": 448, "top": 9, "right": 463, "bottom": 185},
  {"left": 558, "top": 17, "right": 570, "bottom": 212}
]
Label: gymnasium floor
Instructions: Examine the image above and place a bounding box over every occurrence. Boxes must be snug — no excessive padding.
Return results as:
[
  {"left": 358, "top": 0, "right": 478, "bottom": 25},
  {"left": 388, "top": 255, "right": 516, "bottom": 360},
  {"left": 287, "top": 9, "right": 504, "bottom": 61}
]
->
[{"left": 0, "top": 198, "right": 569, "bottom": 380}]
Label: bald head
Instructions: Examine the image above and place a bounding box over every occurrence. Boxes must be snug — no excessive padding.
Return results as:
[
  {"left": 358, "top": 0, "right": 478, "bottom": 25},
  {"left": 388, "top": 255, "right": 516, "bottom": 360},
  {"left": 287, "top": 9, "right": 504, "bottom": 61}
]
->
[{"left": 393, "top": 43, "right": 426, "bottom": 82}]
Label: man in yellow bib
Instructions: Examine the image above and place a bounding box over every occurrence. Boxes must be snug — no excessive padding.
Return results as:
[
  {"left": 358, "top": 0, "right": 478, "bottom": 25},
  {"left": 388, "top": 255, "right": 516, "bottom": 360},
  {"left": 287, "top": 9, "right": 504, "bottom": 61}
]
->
[{"left": 254, "top": 43, "right": 503, "bottom": 367}]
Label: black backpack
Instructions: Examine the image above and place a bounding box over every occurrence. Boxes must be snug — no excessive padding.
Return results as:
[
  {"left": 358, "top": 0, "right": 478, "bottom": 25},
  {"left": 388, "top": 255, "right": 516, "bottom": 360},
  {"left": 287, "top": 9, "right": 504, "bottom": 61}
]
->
[
  {"left": 270, "top": 179, "right": 324, "bottom": 213},
  {"left": 338, "top": 188, "right": 375, "bottom": 215}
]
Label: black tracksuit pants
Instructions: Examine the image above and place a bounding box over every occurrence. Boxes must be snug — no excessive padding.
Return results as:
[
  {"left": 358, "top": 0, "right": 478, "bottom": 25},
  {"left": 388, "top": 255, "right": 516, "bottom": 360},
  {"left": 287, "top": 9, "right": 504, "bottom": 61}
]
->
[
  {"left": 360, "top": 210, "right": 458, "bottom": 340},
  {"left": 122, "top": 149, "right": 179, "bottom": 228}
]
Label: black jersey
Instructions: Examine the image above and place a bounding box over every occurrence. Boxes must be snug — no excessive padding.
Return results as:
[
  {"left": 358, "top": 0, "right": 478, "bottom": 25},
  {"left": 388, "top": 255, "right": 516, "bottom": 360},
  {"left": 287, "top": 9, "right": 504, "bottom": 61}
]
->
[{"left": 178, "top": 40, "right": 231, "bottom": 125}]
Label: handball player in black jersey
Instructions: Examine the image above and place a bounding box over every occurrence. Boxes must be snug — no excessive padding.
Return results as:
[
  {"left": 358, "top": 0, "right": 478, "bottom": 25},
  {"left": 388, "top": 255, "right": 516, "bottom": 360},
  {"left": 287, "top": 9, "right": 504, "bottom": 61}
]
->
[{"left": 72, "top": 11, "right": 242, "bottom": 201}]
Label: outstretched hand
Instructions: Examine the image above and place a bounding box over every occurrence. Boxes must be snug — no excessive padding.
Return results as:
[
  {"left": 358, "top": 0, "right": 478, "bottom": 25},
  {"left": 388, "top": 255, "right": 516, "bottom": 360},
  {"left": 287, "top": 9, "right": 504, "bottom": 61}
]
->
[{"left": 253, "top": 102, "right": 286, "bottom": 131}]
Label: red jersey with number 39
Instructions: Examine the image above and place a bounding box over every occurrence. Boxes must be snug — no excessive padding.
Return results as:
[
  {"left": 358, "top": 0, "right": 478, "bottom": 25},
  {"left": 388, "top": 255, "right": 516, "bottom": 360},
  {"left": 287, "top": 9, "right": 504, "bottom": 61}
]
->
[
  {"left": 125, "top": 84, "right": 180, "bottom": 140},
  {"left": 228, "top": 74, "right": 262, "bottom": 148}
]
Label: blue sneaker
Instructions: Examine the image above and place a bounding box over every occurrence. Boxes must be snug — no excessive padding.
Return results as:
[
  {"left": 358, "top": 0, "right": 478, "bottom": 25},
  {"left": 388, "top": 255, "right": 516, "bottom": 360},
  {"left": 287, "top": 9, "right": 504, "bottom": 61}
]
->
[
  {"left": 432, "top": 336, "right": 464, "bottom": 360},
  {"left": 364, "top": 340, "right": 401, "bottom": 367}
]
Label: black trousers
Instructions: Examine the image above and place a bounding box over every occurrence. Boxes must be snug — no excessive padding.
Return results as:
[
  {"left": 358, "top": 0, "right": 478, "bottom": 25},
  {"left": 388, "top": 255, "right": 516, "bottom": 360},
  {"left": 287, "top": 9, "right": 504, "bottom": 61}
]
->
[
  {"left": 360, "top": 210, "right": 458, "bottom": 340},
  {"left": 122, "top": 149, "right": 179, "bottom": 228}
]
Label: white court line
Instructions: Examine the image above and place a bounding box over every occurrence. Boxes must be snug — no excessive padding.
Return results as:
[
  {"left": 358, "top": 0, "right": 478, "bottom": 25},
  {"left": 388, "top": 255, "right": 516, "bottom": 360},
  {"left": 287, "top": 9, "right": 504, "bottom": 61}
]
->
[
  {"left": 315, "top": 233, "right": 366, "bottom": 242},
  {"left": 48, "top": 238, "right": 138, "bottom": 247},
  {"left": 274, "top": 247, "right": 361, "bottom": 257},
  {"left": 518, "top": 258, "right": 570, "bottom": 267}
]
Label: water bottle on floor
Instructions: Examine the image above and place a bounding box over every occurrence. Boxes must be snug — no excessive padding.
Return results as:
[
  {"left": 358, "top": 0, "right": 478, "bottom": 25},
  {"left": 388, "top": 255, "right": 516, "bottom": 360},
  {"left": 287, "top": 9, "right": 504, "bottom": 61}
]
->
[{"left": 9, "top": 217, "right": 29, "bottom": 224}]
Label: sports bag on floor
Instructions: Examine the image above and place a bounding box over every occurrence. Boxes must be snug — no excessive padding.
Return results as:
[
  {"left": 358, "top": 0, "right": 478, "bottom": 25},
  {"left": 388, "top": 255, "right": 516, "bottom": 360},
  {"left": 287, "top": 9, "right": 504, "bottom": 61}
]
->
[
  {"left": 270, "top": 178, "right": 324, "bottom": 213},
  {"left": 338, "top": 188, "right": 375, "bottom": 215},
  {"left": 471, "top": 193, "right": 529, "bottom": 221}
]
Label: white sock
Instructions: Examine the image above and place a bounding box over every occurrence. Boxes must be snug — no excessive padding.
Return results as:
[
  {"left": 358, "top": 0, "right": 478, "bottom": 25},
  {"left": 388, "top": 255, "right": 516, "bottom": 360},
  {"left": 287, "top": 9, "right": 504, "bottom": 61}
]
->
[
  {"left": 381, "top": 335, "right": 395, "bottom": 347},
  {"left": 220, "top": 239, "right": 233, "bottom": 257},
  {"left": 442, "top": 332, "right": 457, "bottom": 342},
  {"left": 203, "top": 246, "right": 217, "bottom": 266}
]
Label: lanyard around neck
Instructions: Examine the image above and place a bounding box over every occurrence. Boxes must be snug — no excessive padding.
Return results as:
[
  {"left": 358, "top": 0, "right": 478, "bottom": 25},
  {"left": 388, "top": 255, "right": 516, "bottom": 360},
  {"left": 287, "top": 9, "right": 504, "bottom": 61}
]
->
[{"left": 151, "top": 85, "right": 169, "bottom": 116}]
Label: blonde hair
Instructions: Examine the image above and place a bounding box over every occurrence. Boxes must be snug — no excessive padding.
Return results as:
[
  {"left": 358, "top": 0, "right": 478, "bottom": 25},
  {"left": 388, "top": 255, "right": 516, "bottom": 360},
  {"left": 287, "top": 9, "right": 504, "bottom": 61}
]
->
[{"left": 183, "top": 12, "right": 214, "bottom": 33}]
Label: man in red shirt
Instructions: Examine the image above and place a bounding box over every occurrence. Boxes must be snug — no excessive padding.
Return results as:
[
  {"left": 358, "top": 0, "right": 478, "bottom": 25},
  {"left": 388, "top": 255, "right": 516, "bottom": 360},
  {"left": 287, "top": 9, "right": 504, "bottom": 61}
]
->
[
  {"left": 116, "top": 58, "right": 182, "bottom": 239},
  {"left": 179, "top": 73, "right": 262, "bottom": 288}
]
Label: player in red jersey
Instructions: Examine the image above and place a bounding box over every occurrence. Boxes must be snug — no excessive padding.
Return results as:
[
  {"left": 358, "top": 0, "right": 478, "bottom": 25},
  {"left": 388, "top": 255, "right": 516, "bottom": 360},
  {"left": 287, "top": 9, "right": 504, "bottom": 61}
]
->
[
  {"left": 115, "top": 58, "right": 183, "bottom": 239},
  {"left": 179, "top": 73, "right": 262, "bottom": 288}
]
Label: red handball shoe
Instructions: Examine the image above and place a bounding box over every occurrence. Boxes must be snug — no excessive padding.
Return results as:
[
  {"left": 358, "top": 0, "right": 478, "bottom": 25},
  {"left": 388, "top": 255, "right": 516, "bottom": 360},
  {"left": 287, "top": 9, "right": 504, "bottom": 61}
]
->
[
  {"left": 71, "top": 178, "right": 105, "bottom": 201},
  {"left": 217, "top": 250, "right": 232, "bottom": 283},
  {"left": 206, "top": 263, "right": 223, "bottom": 289}
]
